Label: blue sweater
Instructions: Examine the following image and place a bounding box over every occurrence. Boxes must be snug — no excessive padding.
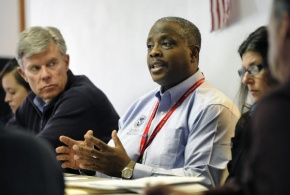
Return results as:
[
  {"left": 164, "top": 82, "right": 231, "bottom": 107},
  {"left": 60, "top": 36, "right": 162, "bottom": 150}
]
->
[{"left": 8, "top": 70, "right": 119, "bottom": 151}]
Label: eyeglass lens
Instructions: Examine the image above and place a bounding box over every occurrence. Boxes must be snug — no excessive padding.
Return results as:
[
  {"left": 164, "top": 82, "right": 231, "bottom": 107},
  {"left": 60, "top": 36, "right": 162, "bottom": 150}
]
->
[{"left": 238, "top": 64, "right": 263, "bottom": 78}]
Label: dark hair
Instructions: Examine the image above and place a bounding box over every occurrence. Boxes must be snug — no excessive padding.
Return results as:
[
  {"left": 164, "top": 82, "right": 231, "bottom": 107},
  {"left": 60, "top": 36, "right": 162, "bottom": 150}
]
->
[
  {"left": 238, "top": 26, "right": 268, "bottom": 67},
  {"left": 0, "top": 58, "right": 31, "bottom": 91},
  {"left": 156, "top": 17, "right": 201, "bottom": 50},
  {"left": 238, "top": 26, "right": 278, "bottom": 113}
]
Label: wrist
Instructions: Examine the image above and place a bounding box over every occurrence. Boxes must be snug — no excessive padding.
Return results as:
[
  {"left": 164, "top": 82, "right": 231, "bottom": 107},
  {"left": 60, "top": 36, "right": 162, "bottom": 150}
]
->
[{"left": 121, "top": 160, "right": 136, "bottom": 179}]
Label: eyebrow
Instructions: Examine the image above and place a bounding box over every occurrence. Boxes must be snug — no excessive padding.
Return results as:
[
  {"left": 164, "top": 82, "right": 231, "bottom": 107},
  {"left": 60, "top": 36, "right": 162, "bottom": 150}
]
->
[
  {"left": 147, "top": 34, "right": 175, "bottom": 42},
  {"left": 243, "top": 61, "right": 261, "bottom": 68},
  {"left": 249, "top": 63, "right": 261, "bottom": 67},
  {"left": 6, "top": 87, "right": 15, "bottom": 92},
  {"left": 28, "top": 57, "right": 59, "bottom": 67}
]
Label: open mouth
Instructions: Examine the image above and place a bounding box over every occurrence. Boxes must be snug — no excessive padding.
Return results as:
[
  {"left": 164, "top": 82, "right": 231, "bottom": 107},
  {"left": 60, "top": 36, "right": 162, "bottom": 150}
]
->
[
  {"left": 151, "top": 63, "right": 164, "bottom": 69},
  {"left": 149, "top": 60, "right": 167, "bottom": 72}
]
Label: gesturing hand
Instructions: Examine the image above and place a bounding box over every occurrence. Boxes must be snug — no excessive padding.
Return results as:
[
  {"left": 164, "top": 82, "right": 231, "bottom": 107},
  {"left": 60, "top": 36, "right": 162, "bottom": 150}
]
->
[
  {"left": 73, "top": 130, "right": 131, "bottom": 177},
  {"left": 56, "top": 130, "right": 94, "bottom": 170}
]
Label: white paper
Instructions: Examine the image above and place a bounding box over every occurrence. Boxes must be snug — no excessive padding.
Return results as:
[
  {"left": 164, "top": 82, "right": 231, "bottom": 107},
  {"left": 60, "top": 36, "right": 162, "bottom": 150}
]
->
[{"left": 65, "top": 176, "right": 208, "bottom": 194}]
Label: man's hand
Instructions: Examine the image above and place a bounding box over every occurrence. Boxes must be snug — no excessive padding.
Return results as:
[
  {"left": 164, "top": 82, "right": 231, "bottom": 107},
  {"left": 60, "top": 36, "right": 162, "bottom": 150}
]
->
[
  {"left": 73, "top": 130, "right": 131, "bottom": 177},
  {"left": 56, "top": 130, "right": 94, "bottom": 170}
]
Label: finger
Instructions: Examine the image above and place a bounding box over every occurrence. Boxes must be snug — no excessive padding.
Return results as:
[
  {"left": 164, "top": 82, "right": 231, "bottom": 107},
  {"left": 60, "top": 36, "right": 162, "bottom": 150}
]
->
[
  {"left": 79, "top": 163, "right": 100, "bottom": 172},
  {"left": 84, "top": 134, "right": 108, "bottom": 151},
  {"left": 111, "top": 130, "right": 125, "bottom": 150},
  {"left": 85, "top": 130, "right": 94, "bottom": 136},
  {"left": 56, "top": 154, "right": 71, "bottom": 161},
  {"left": 55, "top": 146, "right": 70, "bottom": 154},
  {"left": 74, "top": 154, "right": 98, "bottom": 163},
  {"left": 74, "top": 155, "right": 101, "bottom": 170},
  {"left": 61, "top": 161, "right": 74, "bottom": 169},
  {"left": 73, "top": 144, "right": 101, "bottom": 158},
  {"left": 78, "top": 156, "right": 102, "bottom": 172},
  {"left": 84, "top": 130, "right": 94, "bottom": 148},
  {"left": 59, "top": 135, "right": 78, "bottom": 147}
]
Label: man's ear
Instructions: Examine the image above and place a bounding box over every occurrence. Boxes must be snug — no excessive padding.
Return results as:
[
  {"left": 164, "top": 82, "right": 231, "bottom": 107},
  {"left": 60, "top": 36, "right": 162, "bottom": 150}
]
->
[
  {"left": 64, "top": 54, "right": 70, "bottom": 71},
  {"left": 17, "top": 67, "right": 27, "bottom": 82},
  {"left": 189, "top": 45, "right": 200, "bottom": 64}
]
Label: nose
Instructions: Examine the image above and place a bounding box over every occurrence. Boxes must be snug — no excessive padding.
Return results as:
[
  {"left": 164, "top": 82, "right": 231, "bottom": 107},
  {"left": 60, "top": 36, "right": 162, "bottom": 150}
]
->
[
  {"left": 40, "top": 67, "right": 51, "bottom": 80},
  {"left": 149, "top": 45, "right": 162, "bottom": 58},
  {"left": 242, "top": 72, "right": 254, "bottom": 85},
  {"left": 5, "top": 93, "right": 12, "bottom": 103}
]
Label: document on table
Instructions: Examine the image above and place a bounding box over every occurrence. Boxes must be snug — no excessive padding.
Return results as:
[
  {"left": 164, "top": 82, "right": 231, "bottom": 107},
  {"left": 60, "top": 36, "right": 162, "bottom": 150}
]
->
[{"left": 65, "top": 175, "right": 208, "bottom": 194}]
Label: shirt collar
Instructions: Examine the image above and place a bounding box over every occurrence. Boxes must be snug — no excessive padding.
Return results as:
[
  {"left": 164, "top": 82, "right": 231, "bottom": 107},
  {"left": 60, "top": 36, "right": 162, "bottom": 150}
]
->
[
  {"left": 155, "top": 69, "right": 205, "bottom": 103},
  {"left": 33, "top": 96, "right": 47, "bottom": 113}
]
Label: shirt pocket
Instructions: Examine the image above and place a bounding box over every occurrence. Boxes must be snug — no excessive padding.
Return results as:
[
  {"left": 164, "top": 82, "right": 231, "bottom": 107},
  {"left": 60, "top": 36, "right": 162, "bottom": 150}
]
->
[{"left": 147, "top": 128, "right": 184, "bottom": 168}]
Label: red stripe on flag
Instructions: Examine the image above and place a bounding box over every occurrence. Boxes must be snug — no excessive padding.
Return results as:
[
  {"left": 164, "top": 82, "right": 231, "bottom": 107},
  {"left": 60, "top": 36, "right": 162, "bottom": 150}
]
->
[
  {"left": 210, "top": 0, "right": 231, "bottom": 32},
  {"left": 210, "top": 0, "right": 214, "bottom": 31},
  {"left": 217, "top": 0, "right": 221, "bottom": 29}
]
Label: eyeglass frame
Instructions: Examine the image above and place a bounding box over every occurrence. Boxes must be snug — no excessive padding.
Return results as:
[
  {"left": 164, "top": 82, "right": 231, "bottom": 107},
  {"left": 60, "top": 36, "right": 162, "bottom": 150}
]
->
[{"left": 238, "top": 64, "right": 264, "bottom": 78}]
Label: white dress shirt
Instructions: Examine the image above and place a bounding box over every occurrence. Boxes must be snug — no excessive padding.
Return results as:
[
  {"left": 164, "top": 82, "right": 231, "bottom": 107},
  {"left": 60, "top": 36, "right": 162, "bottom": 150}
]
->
[{"left": 105, "top": 70, "right": 240, "bottom": 188}]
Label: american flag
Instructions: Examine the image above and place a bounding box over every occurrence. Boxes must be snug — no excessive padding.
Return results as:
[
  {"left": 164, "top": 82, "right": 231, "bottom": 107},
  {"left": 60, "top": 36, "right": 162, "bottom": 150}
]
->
[{"left": 210, "top": 0, "right": 231, "bottom": 31}]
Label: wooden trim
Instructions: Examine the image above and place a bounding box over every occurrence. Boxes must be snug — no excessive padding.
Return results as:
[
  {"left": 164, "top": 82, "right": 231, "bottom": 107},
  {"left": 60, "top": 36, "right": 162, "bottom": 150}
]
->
[{"left": 19, "top": 0, "right": 25, "bottom": 32}]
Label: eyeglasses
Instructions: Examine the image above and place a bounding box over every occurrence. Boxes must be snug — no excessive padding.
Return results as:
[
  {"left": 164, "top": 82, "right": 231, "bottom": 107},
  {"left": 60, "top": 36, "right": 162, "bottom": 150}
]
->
[{"left": 238, "top": 64, "right": 264, "bottom": 78}]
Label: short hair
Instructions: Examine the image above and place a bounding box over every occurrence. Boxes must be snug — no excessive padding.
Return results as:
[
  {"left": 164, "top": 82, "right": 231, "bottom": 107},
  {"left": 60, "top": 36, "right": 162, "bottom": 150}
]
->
[
  {"left": 16, "top": 26, "right": 67, "bottom": 66},
  {"left": 0, "top": 58, "right": 31, "bottom": 91},
  {"left": 155, "top": 17, "right": 201, "bottom": 50},
  {"left": 237, "top": 26, "right": 278, "bottom": 113}
]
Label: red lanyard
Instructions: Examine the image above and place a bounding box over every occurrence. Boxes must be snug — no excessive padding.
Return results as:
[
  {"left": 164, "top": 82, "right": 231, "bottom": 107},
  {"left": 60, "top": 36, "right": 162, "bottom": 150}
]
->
[{"left": 138, "top": 78, "right": 205, "bottom": 162}]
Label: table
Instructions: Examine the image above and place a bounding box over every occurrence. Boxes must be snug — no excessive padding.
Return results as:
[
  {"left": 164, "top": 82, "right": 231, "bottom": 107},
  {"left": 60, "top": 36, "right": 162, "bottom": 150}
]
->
[
  {"left": 65, "top": 174, "right": 133, "bottom": 195},
  {"left": 65, "top": 173, "right": 207, "bottom": 195}
]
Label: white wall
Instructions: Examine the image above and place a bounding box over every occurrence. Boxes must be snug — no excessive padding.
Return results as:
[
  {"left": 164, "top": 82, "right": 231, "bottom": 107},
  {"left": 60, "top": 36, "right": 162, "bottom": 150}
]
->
[
  {"left": 14, "top": 0, "right": 273, "bottom": 115},
  {"left": 0, "top": 0, "right": 19, "bottom": 58}
]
